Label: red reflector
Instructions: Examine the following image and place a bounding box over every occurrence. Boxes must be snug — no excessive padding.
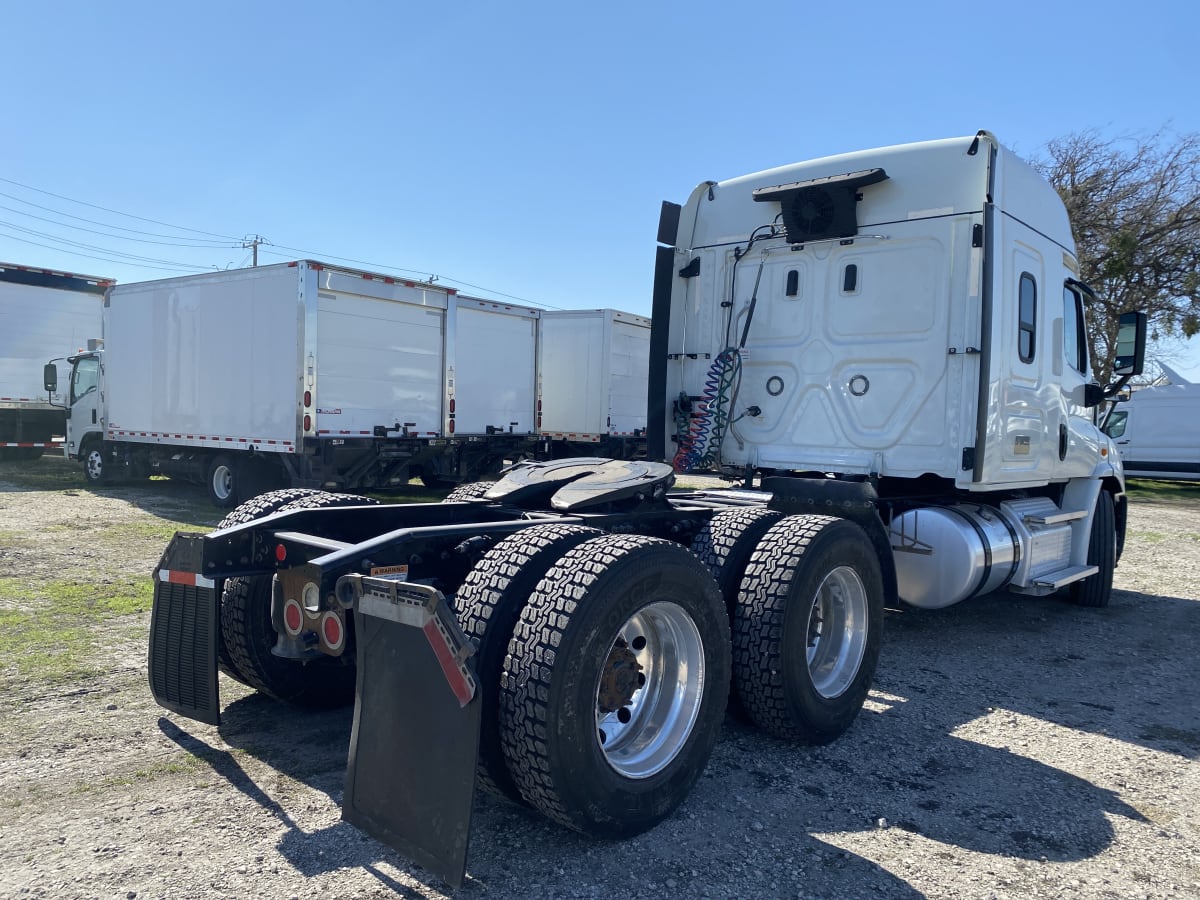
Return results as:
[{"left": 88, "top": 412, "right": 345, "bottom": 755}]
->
[
  {"left": 321, "top": 611, "right": 345, "bottom": 652},
  {"left": 303, "top": 414, "right": 311, "bottom": 430},
  {"left": 276, "top": 544, "right": 287, "bottom": 562},
  {"left": 448, "top": 420, "right": 455, "bottom": 434},
  {"left": 284, "top": 600, "right": 303, "bottom": 634},
  {"left": 537, "top": 399, "right": 542, "bottom": 412},
  {"left": 449, "top": 398, "right": 455, "bottom": 414},
  {"left": 304, "top": 390, "right": 311, "bottom": 407}
]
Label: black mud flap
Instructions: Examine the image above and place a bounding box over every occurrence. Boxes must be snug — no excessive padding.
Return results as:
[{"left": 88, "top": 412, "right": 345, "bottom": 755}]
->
[
  {"left": 147, "top": 533, "right": 221, "bottom": 726},
  {"left": 338, "top": 575, "right": 481, "bottom": 889}
]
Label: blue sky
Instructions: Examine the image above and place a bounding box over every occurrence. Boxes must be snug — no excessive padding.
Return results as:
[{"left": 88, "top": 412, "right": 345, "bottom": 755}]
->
[{"left": 3, "top": 1, "right": 1198, "bottom": 375}]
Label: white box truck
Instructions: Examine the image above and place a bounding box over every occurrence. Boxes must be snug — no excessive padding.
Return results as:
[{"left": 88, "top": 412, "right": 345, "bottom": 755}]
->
[
  {"left": 52, "top": 261, "right": 540, "bottom": 503},
  {"left": 537, "top": 308, "right": 650, "bottom": 458},
  {"left": 0, "top": 261, "right": 109, "bottom": 460},
  {"left": 1104, "top": 375, "right": 1200, "bottom": 480},
  {"left": 148, "top": 132, "right": 1148, "bottom": 886}
]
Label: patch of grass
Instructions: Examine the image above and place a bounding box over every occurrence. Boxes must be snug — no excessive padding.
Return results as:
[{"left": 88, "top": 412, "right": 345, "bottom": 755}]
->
[
  {"left": 0, "top": 456, "right": 83, "bottom": 491},
  {"left": 1130, "top": 532, "right": 1167, "bottom": 543},
  {"left": 1126, "top": 478, "right": 1200, "bottom": 503},
  {"left": 105, "top": 519, "right": 215, "bottom": 541},
  {"left": 78, "top": 753, "right": 210, "bottom": 793},
  {"left": 0, "top": 575, "right": 154, "bottom": 686}
]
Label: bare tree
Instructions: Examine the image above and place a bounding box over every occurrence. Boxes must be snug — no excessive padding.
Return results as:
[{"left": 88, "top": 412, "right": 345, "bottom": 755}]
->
[{"left": 1032, "top": 127, "right": 1200, "bottom": 385}]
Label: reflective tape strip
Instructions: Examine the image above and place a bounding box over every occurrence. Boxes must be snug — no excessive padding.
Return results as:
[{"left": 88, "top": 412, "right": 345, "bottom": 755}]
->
[
  {"left": 158, "top": 570, "right": 216, "bottom": 590},
  {"left": 422, "top": 618, "right": 475, "bottom": 707}
]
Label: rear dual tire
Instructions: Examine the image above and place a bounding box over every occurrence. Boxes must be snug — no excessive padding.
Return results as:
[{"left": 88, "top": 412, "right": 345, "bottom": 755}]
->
[
  {"left": 733, "top": 515, "right": 883, "bottom": 744},
  {"left": 498, "top": 535, "right": 730, "bottom": 837},
  {"left": 219, "top": 490, "right": 376, "bottom": 706}
]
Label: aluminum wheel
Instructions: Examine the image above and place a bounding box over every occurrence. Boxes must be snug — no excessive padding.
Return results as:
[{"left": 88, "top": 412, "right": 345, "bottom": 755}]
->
[
  {"left": 594, "top": 600, "right": 706, "bottom": 779},
  {"left": 805, "top": 565, "right": 869, "bottom": 699}
]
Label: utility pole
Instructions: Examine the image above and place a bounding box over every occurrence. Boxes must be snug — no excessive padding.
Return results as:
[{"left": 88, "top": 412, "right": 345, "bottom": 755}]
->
[{"left": 242, "top": 235, "right": 265, "bottom": 266}]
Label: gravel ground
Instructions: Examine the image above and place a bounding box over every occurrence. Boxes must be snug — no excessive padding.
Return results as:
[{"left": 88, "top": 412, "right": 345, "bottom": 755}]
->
[{"left": 0, "top": 458, "right": 1197, "bottom": 899}]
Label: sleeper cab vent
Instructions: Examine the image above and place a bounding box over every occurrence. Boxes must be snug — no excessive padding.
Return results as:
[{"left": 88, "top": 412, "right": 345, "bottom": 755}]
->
[{"left": 752, "top": 168, "right": 889, "bottom": 244}]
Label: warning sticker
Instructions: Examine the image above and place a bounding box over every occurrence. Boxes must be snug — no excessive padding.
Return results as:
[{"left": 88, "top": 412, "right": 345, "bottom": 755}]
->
[{"left": 370, "top": 564, "right": 410, "bottom": 581}]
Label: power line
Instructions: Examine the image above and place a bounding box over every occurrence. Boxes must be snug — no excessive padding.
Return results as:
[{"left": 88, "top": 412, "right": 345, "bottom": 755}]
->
[
  {"left": 0, "top": 202, "right": 241, "bottom": 249},
  {"left": 1, "top": 177, "right": 562, "bottom": 307},
  {"left": 0, "top": 231, "right": 214, "bottom": 274},
  {"left": 0, "top": 177, "right": 241, "bottom": 241},
  {"left": 0, "top": 220, "right": 225, "bottom": 268}
]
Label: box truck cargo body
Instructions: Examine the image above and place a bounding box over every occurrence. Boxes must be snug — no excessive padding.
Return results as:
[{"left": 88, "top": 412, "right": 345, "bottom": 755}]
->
[
  {"left": 60, "top": 261, "right": 542, "bottom": 503},
  {"left": 538, "top": 308, "right": 650, "bottom": 457},
  {"left": 0, "top": 262, "right": 109, "bottom": 459}
]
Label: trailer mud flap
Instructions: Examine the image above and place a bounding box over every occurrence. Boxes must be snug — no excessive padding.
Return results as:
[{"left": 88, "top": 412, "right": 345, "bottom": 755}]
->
[
  {"left": 338, "top": 575, "right": 481, "bottom": 889},
  {"left": 147, "top": 533, "right": 221, "bottom": 727}
]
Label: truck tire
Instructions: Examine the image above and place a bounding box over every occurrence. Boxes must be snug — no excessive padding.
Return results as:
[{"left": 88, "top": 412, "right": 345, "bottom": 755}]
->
[
  {"left": 456, "top": 523, "right": 602, "bottom": 803},
  {"left": 499, "top": 535, "right": 730, "bottom": 837},
  {"left": 1070, "top": 490, "right": 1116, "bottom": 608},
  {"left": 207, "top": 454, "right": 238, "bottom": 508},
  {"left": 690, "top": 507, "right": 784, "bottom": 719},
  {"left": 220, "top": 491, "right": 378, "bottom": 707},
  {"left": 691, "top": 507, "right": 785, "bottom": 618},
  {"left": 442, "top": 481, "right": 495, "bottom": 502},
  {"left": 81, "top": 440, "right": 107, "bottom": 485},
  {"left": 733, "top": 515, "right": 882, "bottom": 744},
  {"left": 214, "top": 488, "right": 323, "bottom": 684}
]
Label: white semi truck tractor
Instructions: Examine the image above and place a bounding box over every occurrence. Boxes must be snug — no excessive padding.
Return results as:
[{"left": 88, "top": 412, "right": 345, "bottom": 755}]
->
[{"left": 147, "top": 131, "right": 1145, "bottom": 886}]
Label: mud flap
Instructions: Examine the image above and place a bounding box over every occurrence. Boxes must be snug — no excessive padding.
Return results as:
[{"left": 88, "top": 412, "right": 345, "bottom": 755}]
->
[
  {"left": 338, "top": 575, "right": 481, "bottom": 889},
  {"left": 147, "top": 533, "right": 221, "bottom": 726}
]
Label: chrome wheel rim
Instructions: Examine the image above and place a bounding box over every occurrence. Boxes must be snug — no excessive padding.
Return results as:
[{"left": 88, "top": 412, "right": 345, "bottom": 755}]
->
[
  {"left": 594, "top": 600, "right": 705, "bottom": 779},
  {"left": 806, "top": 565, "right": 869, "bottom": 699},
  {"left": 85, "top": 450, "right": 103, "bottom": 481}
]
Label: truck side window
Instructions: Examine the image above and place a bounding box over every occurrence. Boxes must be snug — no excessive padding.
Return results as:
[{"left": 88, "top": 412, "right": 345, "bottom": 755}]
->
[
  {"left": 71, "top": 358, "right": 99, "bottom": 404},
  {"left": 1018, "top": 273, "right": 1036, "bottom": 363},
  {"left": 1062, "top": 284, "right": 1088, "bottom": 374},
  {"left": 1104, "top": 409, "right": 1128, "bottom": 438}
]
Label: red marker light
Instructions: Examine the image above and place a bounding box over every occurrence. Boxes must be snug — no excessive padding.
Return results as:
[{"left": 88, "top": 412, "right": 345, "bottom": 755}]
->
[
  {"left": 283, "top": 599, "right": 303, "bottom": 635},
  {"left": 275, "top": 544, "right": 287, "bottom": 562}
]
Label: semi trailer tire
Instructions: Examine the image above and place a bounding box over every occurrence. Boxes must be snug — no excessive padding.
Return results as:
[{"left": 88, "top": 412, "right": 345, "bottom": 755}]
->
[
  {"left": 442, "top": 481, "right": 495, "bottom": 502},
  {"left": 220, "top": 491, "right": 377, "bottom": 707},
  {"left": 499, "top": 535, "right": 730, "bottom": 837},
  {"left": 455, "top": 523, "right": 603, "bottom": 803},
  {"left": 207, "top": 454, "right": 238, "bottom": 507},
  {"left": 733, "top": 515, "right": 882, "bottom": 744},
  {"left": 214, "top": 488, "right": 323, "bottom": 685},
  {"left": 1070, "top": 490, "right": 1116, "bottom": 608}
]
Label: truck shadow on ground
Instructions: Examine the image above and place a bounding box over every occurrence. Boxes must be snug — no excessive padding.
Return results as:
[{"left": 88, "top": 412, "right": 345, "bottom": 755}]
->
[{"left": 157, "top": 585, "right": 1195, "bottom": 896}]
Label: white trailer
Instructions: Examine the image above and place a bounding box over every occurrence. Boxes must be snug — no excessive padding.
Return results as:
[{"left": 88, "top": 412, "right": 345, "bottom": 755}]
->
[
  {"left": 56, "top": 261, "right": 541, "bottom": 504},
  {"left": 538, "top": 308, "right": 650, "bottom": 457},
  {"left": 0, "top": 262, "right": 109, "bottom": 460}
]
